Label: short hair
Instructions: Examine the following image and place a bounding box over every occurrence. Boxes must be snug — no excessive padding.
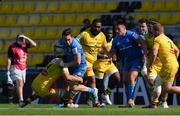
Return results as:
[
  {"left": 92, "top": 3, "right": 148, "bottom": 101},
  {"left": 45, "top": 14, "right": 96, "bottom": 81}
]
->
[
  {"left": 138, "top": 18, "right": 147, "bottom": 24},
  {"left": 105, "top": 27, "right": 113, "bottom": 34},
  {"left": 116, "top": 19, "right": 126, "bottom": 26},
  {"left": 62, "top": 28, "right": 71, "bottom": 36},
  {"left": 153, "top": 23, "right": 163, "bottom": 31},
  {"left": 92, "top": 18, "right": 101, "bottom": 25}
]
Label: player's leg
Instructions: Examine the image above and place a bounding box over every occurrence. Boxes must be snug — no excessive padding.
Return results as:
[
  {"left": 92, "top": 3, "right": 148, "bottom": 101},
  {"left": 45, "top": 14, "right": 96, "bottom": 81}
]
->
[
  {"left": 94, "top": 70, "right": 105, "bottom": 104},
  {"left": 127, "top": 59, "right": 143, "bottom": 107},
  {"left": 148, "top": 75, "right": 162, "bottom": 108},
  {"left": 103, "top": 65, "right": 120, "bottom": 105},
  {"left": 86, "top": 61, "right": 96, "bottom": 88},
  {"left": 161, "top": 63, "right": 180, "bottom": 93}
]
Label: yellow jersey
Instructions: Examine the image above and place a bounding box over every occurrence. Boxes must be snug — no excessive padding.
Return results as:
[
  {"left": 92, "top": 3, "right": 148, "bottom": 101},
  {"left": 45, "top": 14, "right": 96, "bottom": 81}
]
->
[
  {"left": 145, "top": 34, "right": 162, "bottom": 68},
  {"left": 153, "top": 34, "right": 178, "bottom": 64},
  {"left": 78, "top": 30, "right": 107, "bottom": 63}
]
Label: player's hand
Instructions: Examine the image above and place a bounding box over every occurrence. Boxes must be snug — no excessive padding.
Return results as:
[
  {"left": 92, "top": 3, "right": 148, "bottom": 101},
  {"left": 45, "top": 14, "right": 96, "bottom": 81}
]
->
[
  {"left": 59, "top": 60, "right": 64, "bottom": 67},
  {"left": 141, "top": 65, "right": 147, "bottom": 76},
  {"left": 77, "top": 77, "right": 83, "bottom": 84},
  {"left": 18, "top": 34, "right": 29, "bottom": 39}
]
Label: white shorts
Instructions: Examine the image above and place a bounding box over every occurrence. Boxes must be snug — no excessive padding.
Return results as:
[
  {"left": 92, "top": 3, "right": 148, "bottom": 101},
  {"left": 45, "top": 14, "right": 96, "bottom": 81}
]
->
[{"left": 10, "top": 65, "right": 26, "bottom": 83}]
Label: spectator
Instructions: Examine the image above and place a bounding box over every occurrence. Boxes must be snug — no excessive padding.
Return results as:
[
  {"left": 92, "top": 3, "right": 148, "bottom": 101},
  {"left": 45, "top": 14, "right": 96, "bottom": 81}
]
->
[{"left": 6, "top": 34, "right": 37, "bottom": 105}]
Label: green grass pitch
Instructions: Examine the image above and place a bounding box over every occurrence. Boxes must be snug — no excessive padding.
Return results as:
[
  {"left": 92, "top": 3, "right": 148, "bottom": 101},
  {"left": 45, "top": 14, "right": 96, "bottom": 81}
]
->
[{"left": 0, "top": 104, "right": 180, "bottom": 115}]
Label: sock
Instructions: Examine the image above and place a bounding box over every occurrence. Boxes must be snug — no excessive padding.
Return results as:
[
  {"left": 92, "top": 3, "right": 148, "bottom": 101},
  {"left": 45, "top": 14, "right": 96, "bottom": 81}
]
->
[
  {"left": 128, "top": 84, "right": 135, "bottom": 100},
  {"left": 26, "top": 94, "right": 39, "bottom": 103},
  {"left": 96, "top": 78, "right": 104, "bottom": 102},
  {"left": 87, "top": 87, "right": 94, "bottom": 94},
  {"left": 104, "top": 87, "right": 112, "bottom": 95}
]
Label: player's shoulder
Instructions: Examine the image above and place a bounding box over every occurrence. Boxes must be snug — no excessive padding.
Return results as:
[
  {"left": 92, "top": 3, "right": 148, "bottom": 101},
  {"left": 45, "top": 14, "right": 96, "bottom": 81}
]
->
[
  {"left": 72, "top": 38, "right": 82, "bottom": 48},
  {"left": 80, "top": 30, "right": 89, "bottom": 36}
]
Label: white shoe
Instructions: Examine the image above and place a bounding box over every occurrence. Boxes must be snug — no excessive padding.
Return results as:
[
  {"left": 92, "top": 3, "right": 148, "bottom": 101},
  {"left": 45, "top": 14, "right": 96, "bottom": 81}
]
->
[
  {"left": 161, "top": 101, "right": 169, "bottom": 108},
  {"left": 102, "top": 94, "right": 112, "bottom": 105},
  {"left": 67, "top": 103, "right": 79, "bottom": 108}
]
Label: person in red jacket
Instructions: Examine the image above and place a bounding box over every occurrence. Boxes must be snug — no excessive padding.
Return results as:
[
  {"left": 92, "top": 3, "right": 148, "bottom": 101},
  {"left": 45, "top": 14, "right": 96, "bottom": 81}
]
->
[{"left": 6, "top": 34, "right": 37, "bottom": 105}]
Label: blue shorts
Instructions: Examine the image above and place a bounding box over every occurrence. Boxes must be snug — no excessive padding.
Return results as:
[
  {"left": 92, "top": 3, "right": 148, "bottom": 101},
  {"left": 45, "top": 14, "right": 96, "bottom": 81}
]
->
[
  {"left": 123, "top": 59, "right": 143, "bottom": 72},
  {"left": 69, "top": 66, "right": 87, "bottom": 78}
]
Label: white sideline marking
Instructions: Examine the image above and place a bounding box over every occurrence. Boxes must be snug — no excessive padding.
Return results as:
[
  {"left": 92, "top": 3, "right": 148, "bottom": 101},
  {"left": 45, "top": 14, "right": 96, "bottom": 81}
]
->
[{"left": 0, "top": 108, "right": 62, "bottom": 110}]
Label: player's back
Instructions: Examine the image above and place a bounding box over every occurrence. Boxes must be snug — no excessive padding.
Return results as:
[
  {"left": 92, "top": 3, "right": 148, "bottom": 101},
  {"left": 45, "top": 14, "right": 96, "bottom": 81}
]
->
[{"left": 154, "top": 34, "right": 178, "bottom": 64}]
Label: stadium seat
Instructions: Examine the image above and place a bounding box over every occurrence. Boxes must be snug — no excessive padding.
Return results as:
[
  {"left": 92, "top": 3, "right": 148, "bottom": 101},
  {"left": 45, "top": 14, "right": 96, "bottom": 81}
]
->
[
  {"left": 40, "top": 15, "right": 53, "bottom": 26},
  {"left": 46, "top": 28, "right": 58, "bottom": 39},
  {"left": 29, "top": 14, "right": 40, "bottom": 26},
  {"left": 63, "top": 15, "right": 76, "bottom": 26},
  {"left": 93, "top": 2, "right": 106, "bottom": 12},
  {"left": 70, "top": 2, "right": 82, "bottom": 13},
  {"left": 23, "top": 2, "right": 35, "bottom": 13},
  {"left": 12, "top": 3, "right": 24, "bottom": 13},
  {"left": 47, "top": 2, "right": 58, "bottom": 12},
  {"left": 159, "top": 13, "right": 172, "bottom": 25},
  {"left": 0, "top": 15, "right": 6, "bottom": 26},
  {"left": 28, "top": 45, "right": 39, "bottom": 53},
  {"left": 0, "top": 3, "right": 12, "bottom": 13},
  {"left": 105, "top": 1, "right": 118, "bottom": 12},
  {"left": 136, "top": 1, "right": 153, "bottom": 12},
  {"left": 0, "top": 54, "right": 7, "bottom": 67},
  {"left": 88, "top": 15, "right": 99, "bottom": 22},
  {"left": 171, "top": 13, "right": 180, "bottom": 24},
  {"left": 28, "top": 54, "right": 44, "bottom": 67},
  {"left": 56, "top": 28, "right": 63, "bottom": 39},
  {"left": 16, "top": 15, "right": 29, "bottom": 26},
  {"left": 5, "top": 15, "right": 17, "bottom": 26},
  {"left": 151, "top": 0, "right": 165, "bottom": 11},
  {"left": 81, "top": 2, "right": 94, "bottom": 13},
  {"left": 58, "top": 2, "right": 71, "bottom": 13},
  {"left": 53, "top": 15, "right": 64, "bottom": 25},
  {"left": 0, "top": 40, "right": 3, "bottom": 51},
  {"left": 2, "top": 40, "right": 12, "bottom": 53},
  {"left": 9, "top": 28, "right": 22, "bottom": 39},
  {"left": 33, "top": 28, "right": 46, "bottom": 39},
  {"left": 0, "top": 28, "right": 11, "bottom": 39},
  {"left": 147, "top": 13, "right": 159, "bottom": 21},
  {"left": 165, "top": 0, "right": 178, "bottom": 11},
  {"left": 133, "top": 13, "right": 147, "bottom": 21},
  {"left": 23, "top": 28, "right": 35, "bottom": 39},
  {"left": 29, "top": 15, "right": 40, "bottom": 26},
  {"left": 38, "top": 41, "right": 53, "bottom": 53},
  {"left": 72, "top": 28, "right": 80, "bottom": 36},
  {"left": 75, "top": 15, "right": 88, "bottom": 26},
  {"left": 35, "top": 2, "right": 47, "bottom": 13}
]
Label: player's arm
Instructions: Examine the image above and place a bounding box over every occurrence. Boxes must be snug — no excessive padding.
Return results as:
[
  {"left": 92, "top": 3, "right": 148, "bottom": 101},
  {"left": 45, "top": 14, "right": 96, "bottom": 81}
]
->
[
  {"left": 64, "top": 47, "right": 81, "bottom": 67},
  {"left": 134, "top": 34, "right": 148, "bottom": 63},
  {"left": 63, "top": 68, "right": 83, "bottom": 83},
  {"left": 173, "top": 43, "right": 179, "bottom": 58},
  {"left": 148, "top": 39, "right": 159, "bottom": 69},
  {"left": 97, "top": 52, "right": 108, "bottom": 59},
  {"left": 6, "top": 47, "right": 13, "bottom": 78},
  {"left": 107, "top": 36, "right": 118, "bottom": 58},
  {"left": 19, "top": 34, "right": 37, "bottom": 48}
]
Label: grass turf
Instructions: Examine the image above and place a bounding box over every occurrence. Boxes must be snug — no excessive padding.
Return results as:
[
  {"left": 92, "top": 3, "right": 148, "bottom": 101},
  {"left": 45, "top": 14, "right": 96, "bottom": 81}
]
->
[{"left": 0, "top": 104, "right": 180, "bottom": 115}]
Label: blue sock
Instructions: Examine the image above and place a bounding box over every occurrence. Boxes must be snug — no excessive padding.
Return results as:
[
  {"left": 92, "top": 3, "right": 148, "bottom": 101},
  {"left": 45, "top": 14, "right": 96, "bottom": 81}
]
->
[
  {"left": 128, "top": 84, "right": 135, "bottom": 100},
  {"left": 87, "top": 87, "right": 94, "bottom": 94}
]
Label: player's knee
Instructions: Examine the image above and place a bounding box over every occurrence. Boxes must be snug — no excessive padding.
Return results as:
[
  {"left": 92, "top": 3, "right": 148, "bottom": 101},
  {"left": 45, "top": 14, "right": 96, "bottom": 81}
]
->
[
  {"left": 165, "top": 84, "right": 173, "bottom": 92},
  {"left": 147, "top": 78, "right": 155, "bottom": 87},
  {"left": 153, "top": 85, "right": 162, "bottom": 93}
]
